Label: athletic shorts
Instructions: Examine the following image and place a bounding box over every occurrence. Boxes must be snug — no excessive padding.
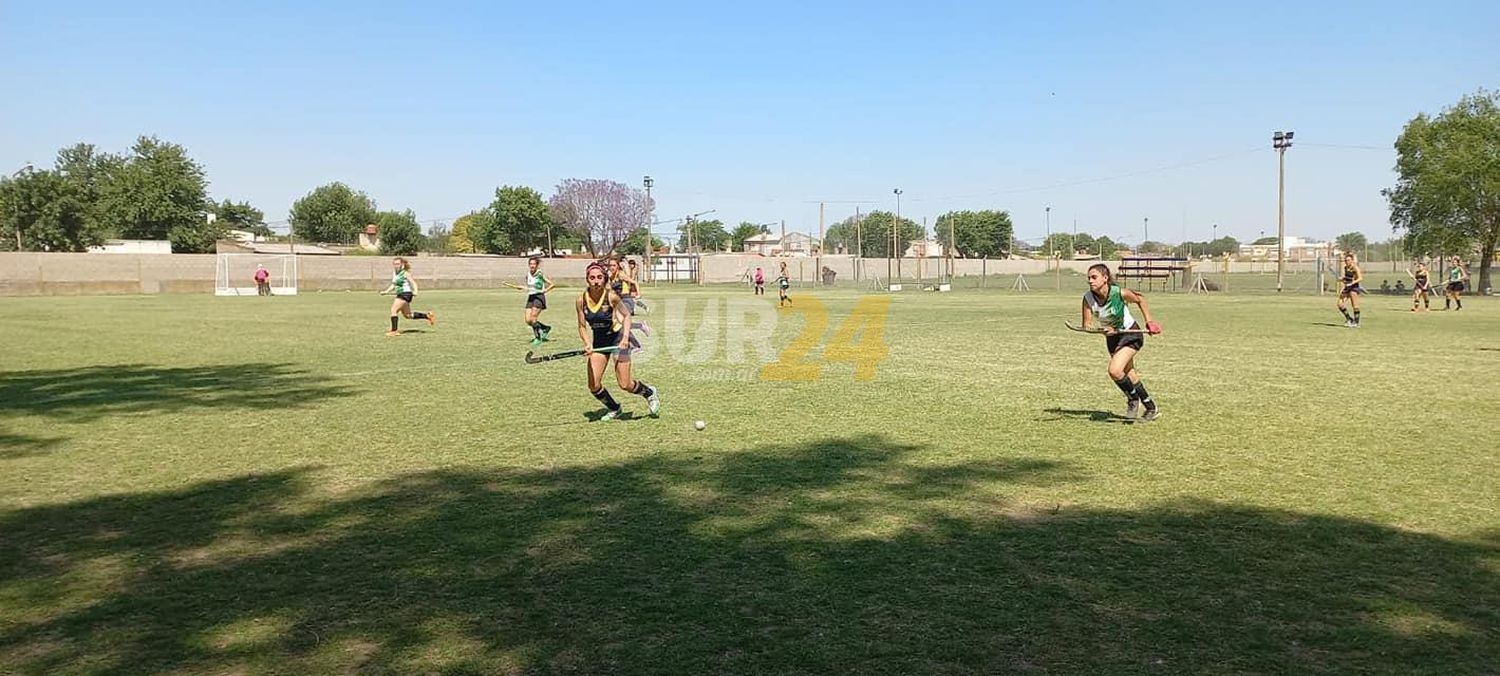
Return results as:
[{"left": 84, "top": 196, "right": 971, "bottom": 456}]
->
[
  {"left": 1340, "top": 284, "right": 1363, "bottom": 296},
  {"left": 1106, "top": 332, "right": 1144, "bottom": 355},
  {"left": 526, "top": 294, "right": 547, "bottom": 310},
  {"left": 396, "top": 292, "right": 415, "bottom": 303},
  {"left": 1414, "top": 282, "right": 1430, "bottom": 292},
  {"left": 621, "top": 297, "right": 635, "bottom": 314},
  {"left": 592, "top": 330, "right": 632, "bottom": 362},
  {"left": 1447, "top": 281, "right": 1465, "bottom": 292}
]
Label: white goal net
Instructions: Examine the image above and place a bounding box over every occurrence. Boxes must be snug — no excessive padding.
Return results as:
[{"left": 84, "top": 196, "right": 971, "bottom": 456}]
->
[{"left": 216, "top": 254, "right": 299, "bottom": 296}]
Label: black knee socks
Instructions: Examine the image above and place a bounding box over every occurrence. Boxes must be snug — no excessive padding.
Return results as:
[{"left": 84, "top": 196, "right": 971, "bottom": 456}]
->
[
  {"left": 1340, "top": 308, "right": 1352, "bottom": 321},
  {"left": 1115, "top": 376, "right": 1155, "bottom": 409},
  {"left": 390, "top": 316, "right": 399, "bottom": 331},
  {"left": 1353, "top": 309, "right": 1361, "bottom": 324},
  {"left": 629, "top": 381, "right": 653, "bottom": 398},
  {"left": 412, "top": 311, "right": 427, "bottom": 320},
  {"left": 592, "top": 388, "right": 620, "bottom": 411}
]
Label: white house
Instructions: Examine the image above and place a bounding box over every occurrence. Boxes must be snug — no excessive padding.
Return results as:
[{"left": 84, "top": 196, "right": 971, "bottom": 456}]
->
[
  {"left": 743, "top": 233, "right": 781, "bottom": 256},
  {"left": 358, "top": 224, "right": 380, "bottom": 251},
  {"left": 89, "top": 239, "right": 172, "bottom": 254},
  {"left": 903, "top": 239, "right": 946, "bottom": 258},
  {"left": 781, "top": 232, "right": 819, "bottom": 256},
  {"left": 1239, "top": 236, "right": 1331, "bottom": 262}
]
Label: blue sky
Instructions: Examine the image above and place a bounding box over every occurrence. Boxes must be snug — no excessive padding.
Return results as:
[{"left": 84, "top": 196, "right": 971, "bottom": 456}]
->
[{"left": 2, "top": 1, "right": 1496, "bottom": 246}]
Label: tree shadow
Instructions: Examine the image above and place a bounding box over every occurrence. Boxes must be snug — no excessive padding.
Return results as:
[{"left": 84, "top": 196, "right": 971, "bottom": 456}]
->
[
  {"left": 0, "top": 431, "right": 64, "bottom": 460},
  {"left": 1041, "top": 407, "right": 1132, "bottom": 424},
  {"left": 0, "top": 364, "right": 357, "bottom": 422},
  {"left": 2, "top": 435, "right": 1496, "bottom": 674}
]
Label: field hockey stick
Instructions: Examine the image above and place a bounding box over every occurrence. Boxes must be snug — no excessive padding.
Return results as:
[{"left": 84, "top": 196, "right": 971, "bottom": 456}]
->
[
  {"left": 523, "top": 345, "right": 619, "bottom": 364},
  {"left": 1064, "top": 321, "right": 1148, "bottom": 335}
]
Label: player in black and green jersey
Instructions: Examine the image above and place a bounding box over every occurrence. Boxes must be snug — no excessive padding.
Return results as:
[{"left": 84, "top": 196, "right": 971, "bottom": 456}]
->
[
  {"left": 776, "top": 262, "right": 791, "bottom": 307},
  {"left": 1443, "top": 256, "right": 1469, "bottom": 310},
  {"left": 524, "top": 257, "right": 555, "bottom": 346},
  {"left": 378, "top": 257, "right": 435, "bottom": 336},
  {"left": 1082, "top": 263, "right": 1163, "bottom": 421},
  {"left": 577, "top": 262, "right": 660, "bottom": 421},
  {"left": 1336, "top": 252, "right": 1364, "bottom": 327},
  {"left": 1408, "top": 260, "right": 1432, "bottom": 311}
]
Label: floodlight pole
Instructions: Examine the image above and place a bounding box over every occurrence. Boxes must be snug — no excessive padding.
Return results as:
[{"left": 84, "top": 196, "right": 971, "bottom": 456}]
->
[{"left": 1272, "top": 131, "right": 1294, "bottom": 292}]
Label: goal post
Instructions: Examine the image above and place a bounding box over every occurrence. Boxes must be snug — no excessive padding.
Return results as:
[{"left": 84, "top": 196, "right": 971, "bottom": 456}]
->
[{"left": 216, "top": 254, "right": 299, "bottom": 296}]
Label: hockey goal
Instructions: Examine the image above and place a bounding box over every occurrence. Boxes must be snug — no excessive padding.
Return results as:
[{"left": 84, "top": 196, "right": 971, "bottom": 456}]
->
[{"left": 216, "top": 254, "right": 299, "bottom": 296}]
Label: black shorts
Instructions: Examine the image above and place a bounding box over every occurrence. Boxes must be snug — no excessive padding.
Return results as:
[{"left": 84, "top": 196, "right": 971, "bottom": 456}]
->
[
  {"left": 526, "top": 294, "right": 547, "bottom": 310},
  {"left": 1447, "top": 281, "right": 1465, "bottom": 292},
  {"left": 592, "top": 329, "right": 632, "bottom": 362},
  {"left": 1340, "top": 284, "right": 1363, "bottom": 296},
  {"left": 1106, "top": 332, "right": 1144, "bottom": 355},
  {"left": 396, "top": 292, "right": 415, "bottom": 303}
]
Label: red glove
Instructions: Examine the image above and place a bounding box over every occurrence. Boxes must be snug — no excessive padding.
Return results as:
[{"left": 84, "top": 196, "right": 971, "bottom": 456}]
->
[{"left": 1147, "top": 321, "right": 1162, "bottom": 335}]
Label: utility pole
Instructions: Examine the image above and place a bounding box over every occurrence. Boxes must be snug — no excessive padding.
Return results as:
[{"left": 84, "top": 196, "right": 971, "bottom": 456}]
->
[
  {"left": 1273, "top": 131, "right": 1295, "bottom": 292},
  {"left": 643, "top": 175, "right": 654, "bottom": 282},
  {"left": 893, "top": 188, "right": 903, "bottom": 283},
  {"left": 822, "top": 200, "right": 834, "bottom": 286}
]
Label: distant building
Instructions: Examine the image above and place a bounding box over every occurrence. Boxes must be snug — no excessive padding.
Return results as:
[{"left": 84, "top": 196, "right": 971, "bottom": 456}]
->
[
  {"left": 216, "top": 241, "right": 342, "bottom": 256},
  {"left": 903, "top": 239, "right": 946, "bottom": 258},
  {"left": 1239, "top": 236, "right": 1331, "bottom": 262},
  {"left": 358, "top": 224, "right": 380, "bottom": 251},
  {"left": 781, "top": 232, "right": 819, "bottom": 256},
  {"left": 743, "top": 233, "right": 781, "bottom": 256},
  {"left": 89, "top": 239, "right": 172, "bottom": 254}
]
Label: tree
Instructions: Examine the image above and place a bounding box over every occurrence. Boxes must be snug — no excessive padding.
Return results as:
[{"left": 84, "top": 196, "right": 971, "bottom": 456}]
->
[
  {"left": 448, "top": 212, "right": 481, "bottom": 253},
  {"left": 376, "top": 210, "right": 423, "bottom": 256},
  {"left": 289, "top": 182, "right": 377, "bottom": 245},
  {"left": 825, "top": 211, "right": 922, "bottom": 258},
  {"left": 0, "top": 169, "right": 109, "bottom": 252},
  {"left": 549, "top": 178, "right": 652, "bottom": 256},
  {"left": 55, "top": 143, "right": 121, "bottom": 234},
  {"left": 1252, "top": 236, "right": 1279, "bottom": 245},
  {"left": 487, "top": 186, "right": 552, "bottom": 255},
  {"left": 679, "top": 218, "right": 728, "bottom": 252},
  {"left": 424, "top": 223, "right": 452, "bottom": 254},
  {"left": 1094, "top": 236, "right": 1120, "bottom": 259},
  {"left": 731, "top": 222, "right": 764, "bottom": 252},
  {"left": 213, "top": 199, "right": 270, "bottom": 236},
  {"left": 1386, "top": 88, "right": 1500, "bottom": 292},
  {"left": 935, "top": 210, "right": 1014, "bottom": 258},
  {"left": 1137, "top": 241, "right": 1171, "bottom": 254},
  {"left": 618, "top": 228, "right": 665, "bottom": 256},
  {"left": 1335, "top": 231, "right": 1368, "bottom": 255},
  {"left": 98, "top": 136, "right": 216, "bottom": 252}
]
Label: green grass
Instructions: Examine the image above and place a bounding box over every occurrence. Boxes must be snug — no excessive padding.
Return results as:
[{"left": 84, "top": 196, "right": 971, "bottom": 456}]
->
[{"left": 2, "top": 286, "right": 1498, "bottom": 674}]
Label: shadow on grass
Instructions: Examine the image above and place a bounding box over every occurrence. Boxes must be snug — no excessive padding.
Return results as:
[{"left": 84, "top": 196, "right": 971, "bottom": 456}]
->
[
  {"left": 1041, "top": 407, "right": 1132, "bottom": 424},
  {"left": 0, "top": 363, "right": 357, "bottom": 422},
  {"left": 2, "top": 435, "right": 1496, "bottom": 674},
  {"left": 0, "top": 431, "right": 64, "bottom": 460}
]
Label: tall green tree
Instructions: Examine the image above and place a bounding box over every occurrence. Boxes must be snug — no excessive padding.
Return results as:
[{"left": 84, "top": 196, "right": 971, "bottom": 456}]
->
[
  {"left": 1094, "top": 236, "right": 1120, "bottom": 259},
  {"left": 678, "top": 218, "right": 728, "bottom": 252},
  {"left": 1335, "top": 231, "right": 1368, "bottom": 255},
  {"left": 0, "top": 169, "right": 109, "bottom": 252},
  {"left": 618, "top": 228, "right": 665, "bottom": 256},
  {"left": 486, "top": 186, "right": 552, "bottom": 255},
  {"left": 213, "top": 199, "right": 269, "bottom": 236},
  {"left": 1386, "top": 88, "right": 1500, "bottom": 292},
  {"left": 448, "top": 212, "right": 482, "bottom": 253},
  {"left": 824, "top": 211, "right": 922, "bottom": 258},
  {"left": 730, "top": 221, "right": 765, "bottom": 252},
  {"left": 934, "top": 210, "right": 1014, "bottom": 258},
  {"left": 289, "top": 182, "right": 377, "bottom": 244},
  {"left": 376, "top": 209, "right": 424, "bottom": 256},
  {"left": 98, "top": 136, "right": 216, "bottom": 252}
]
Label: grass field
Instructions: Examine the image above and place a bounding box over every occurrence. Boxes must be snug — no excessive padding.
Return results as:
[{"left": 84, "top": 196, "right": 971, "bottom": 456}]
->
[{"left": 3, "top": 284, "right": 1498, "bottom": 674}]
